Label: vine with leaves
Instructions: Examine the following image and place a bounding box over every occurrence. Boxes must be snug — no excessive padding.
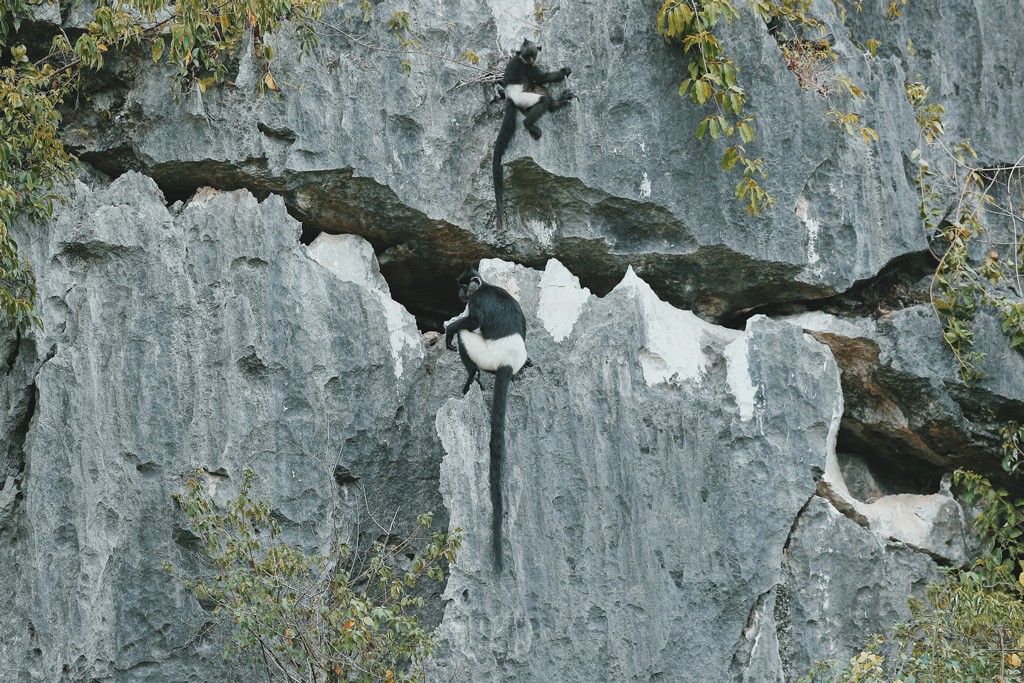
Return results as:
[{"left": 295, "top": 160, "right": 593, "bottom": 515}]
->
[
  {"left": 655, "top": 0, "right": 879, "bottom": 216},
  {"left": 656, "top": 0, "right": 769, "bottom": 215},
  {"left": 907, "top": 80, "right": 1024, "bottom": 386},
  {"left": 0, "top": 38, "right": 76, "bottom": 330}
]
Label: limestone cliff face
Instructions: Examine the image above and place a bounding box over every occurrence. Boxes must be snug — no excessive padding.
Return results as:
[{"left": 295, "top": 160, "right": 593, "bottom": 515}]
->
[
  {"left": 1, "top": 175, "right": 446, "bottom": 681},
  {"left": 2, "top": 0, "right": 1023, "bottom": 681},
  {"left": 59, "top": 0, "right": 1024, "bottom": 320}
]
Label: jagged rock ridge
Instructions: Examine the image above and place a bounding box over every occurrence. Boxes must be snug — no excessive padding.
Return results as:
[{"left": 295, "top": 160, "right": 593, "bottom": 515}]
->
[
  {"left": 57, "top": 0, "right": 1023, "bottom": 325},
  {"left": 2, "top": 0, "right": 1024, "bottom": 680},
  {"left": 0, "top": 174, "right": 988, "bottom": 681}
]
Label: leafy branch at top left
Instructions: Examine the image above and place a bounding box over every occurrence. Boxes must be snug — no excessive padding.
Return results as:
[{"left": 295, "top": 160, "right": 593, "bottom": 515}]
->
[{"left": 0, "top": 0, "right": 342, "bottom": 332}]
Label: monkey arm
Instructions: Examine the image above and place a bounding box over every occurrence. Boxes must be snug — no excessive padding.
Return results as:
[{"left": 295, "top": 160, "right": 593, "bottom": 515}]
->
[
  {"left": 530, "top": 65, "right": 571, "bottom": 84},
  {"left": 445, "top": 315, "right": 480, "bottom": 351}
]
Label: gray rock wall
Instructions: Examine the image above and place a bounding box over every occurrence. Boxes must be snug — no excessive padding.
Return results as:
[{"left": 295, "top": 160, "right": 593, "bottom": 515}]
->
[
  {"left": 434, "top": 264, "right": 838, "bottom": 682},
  {"left": 3, "top": 0, "right": 1024, "bottom": 680},
  {"left": 779, "top": 498, "right": 939, "bottom": 680},
  {"left": 1, "top": 174, "right": 448, "bottom": 681},
  {"left": 0, "top": 174, "right": 964, "bottom": 681},
  {"left": 61, "top": 0, "right": 1021, "bottom": 321}
]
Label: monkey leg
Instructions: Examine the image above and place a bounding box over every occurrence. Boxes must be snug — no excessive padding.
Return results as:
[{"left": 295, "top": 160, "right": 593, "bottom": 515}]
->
[
  {"left": 458, "top": 344, "right": 481, "bottom": 395},
  {"left": 522, "top": 98, "right": 552, "bottom": 140},
  {"left": 462, "top": 368, "right": 480, "bottom": 395}
]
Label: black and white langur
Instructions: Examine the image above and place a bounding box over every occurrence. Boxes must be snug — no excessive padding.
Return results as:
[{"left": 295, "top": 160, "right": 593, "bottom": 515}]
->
[
  {"left": 444, "top": 265, "right": 528, "bottom": 570},
  {"left": 492, "top": 38, "right": 574, "bottom": 231}
]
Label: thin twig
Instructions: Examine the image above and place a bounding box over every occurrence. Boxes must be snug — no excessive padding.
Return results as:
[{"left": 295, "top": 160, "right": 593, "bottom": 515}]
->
[
  {"left": 497, "top": 6, "right": 543, "bottom": 34},
  {"left": 316, "top": 19, "right": 491, "bottom": 73}
]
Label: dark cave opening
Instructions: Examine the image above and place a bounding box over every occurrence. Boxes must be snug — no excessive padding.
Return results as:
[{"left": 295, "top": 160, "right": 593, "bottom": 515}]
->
[
  {"left": 87, "top": 160, "right": 940, "bottom": 339},
  {"left": 833, "top": 449, "right": 946, "bottom": 501},
  {"left": 299, "top": 223, "right": 321, "bottom": 247},
  {"left": 126, "top": 161, "right": 943, "bottom": 343},
  {"left": 719, "top": 250, "right": 937, "bottom": 332}
]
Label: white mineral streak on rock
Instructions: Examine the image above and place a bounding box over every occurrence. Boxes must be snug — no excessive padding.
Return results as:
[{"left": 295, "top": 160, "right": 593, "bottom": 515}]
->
[
  {"left": 537, "top": 259, "right": 591, "bottom": 342},
  {"left": 306, "top": 233, "right": 422, "bottom": 379},
  {"left": 639, "top": 172, "right": 652, "bottom": 199},
  {"left": 306, "top": 233, "right": 390, "bottom": 293},
  {"left": 479, "top": 258, "right": 523, "bottom": 300},
  {"left": 724, "top": 332, "right": 757, "bottom": 422},
  {"left": 523, "top": 217, "right": 557, "bottom": 247},
  {"left": 795, "top": 196, "right": 823, "bottom": 275},
  {"left": 612, "top": 266, "right": 739, "bottom": 386}
]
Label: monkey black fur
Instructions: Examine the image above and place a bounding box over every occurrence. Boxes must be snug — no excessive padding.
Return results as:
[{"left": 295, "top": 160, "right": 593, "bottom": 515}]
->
[
  {"left": 492, "top": 39, "right": 574, "bottom": 231},
  {"left": 444, "top": 265, "right": 528, "bottom": 570}
]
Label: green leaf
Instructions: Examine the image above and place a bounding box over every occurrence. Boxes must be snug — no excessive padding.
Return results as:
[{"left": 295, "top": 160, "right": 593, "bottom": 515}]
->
[
  {"left": 721, "top": 147, "right": 739, "bottom": 171},
  {"left": 722, "top": 63, "right": 736, "bottom": 88},
  {"left": 694, "top": 79, "right": 712, "bottom": 104},
  {"left": 708, "top": 116, "right": 721, "bottom": 140},
  {"left": 738, "top": 121, "right": 754, "bottom": 144}
]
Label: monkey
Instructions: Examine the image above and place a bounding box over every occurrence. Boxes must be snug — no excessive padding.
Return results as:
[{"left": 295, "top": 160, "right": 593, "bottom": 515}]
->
[
  {"left": 444, "top": 265, "right": 528, "bottom": 570},
  {"left": 492, "top": 38, "right": 574, "bottom": 231}
]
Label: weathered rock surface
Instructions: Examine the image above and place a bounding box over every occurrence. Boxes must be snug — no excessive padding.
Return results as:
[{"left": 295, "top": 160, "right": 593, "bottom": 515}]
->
[
  {"left": 4, "top": 0, "right": 1024, "bottom": 680},
  {"left": 0, "top": 173, "right": 449, "bottom": 682},
  {"left": 52, "top": 0, "right": 1023, "bottom": 325},
  {"left": 2, "top": 175, "right": 966, "bottom": 682},
  {"left": 784, "top": 300, "right": 1024, "bottom": 565},
  {"left": 788, "top": 308, "right": 1024, "bottom": 480},
  {"left": 430, "top": 260, "right": 949, "bottom": 682},
  {"left": 779, "top": 497, "right": 940, "bottom": 680}
]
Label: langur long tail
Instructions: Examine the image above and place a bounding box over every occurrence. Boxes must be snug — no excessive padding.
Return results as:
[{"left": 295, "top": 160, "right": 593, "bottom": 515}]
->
[
  {"left": 489, "top": 365, "right": 513, "bottom": 570},
  {"left": 492, "top": 101, "right": 518, "bottom": 231}
]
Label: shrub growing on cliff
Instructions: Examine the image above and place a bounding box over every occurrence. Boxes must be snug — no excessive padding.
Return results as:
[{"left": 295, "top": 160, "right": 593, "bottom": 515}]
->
[
  {"left": 167, "top": 468, "right": 462, "bottom": 682},
  {"left": 800, "top": 471, "right": 1024, "bottom": 683},
  {"left": 906, "top": 80, "right": 1024, "bottom": 386},
  {"left": 802, "top": 576, "right": 1024, "bottom": 683},
  {"left": 0, "top": 31, "right": 77, "bottom": 330}
]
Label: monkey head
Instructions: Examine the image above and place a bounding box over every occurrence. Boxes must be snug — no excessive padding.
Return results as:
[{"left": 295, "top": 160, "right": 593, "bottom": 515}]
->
[
  {"left": 457, "top": 266, "right": 483, "bottom": 303},
  {"left": 516, "top": 39, "right": 541, "bottom": 65}
]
